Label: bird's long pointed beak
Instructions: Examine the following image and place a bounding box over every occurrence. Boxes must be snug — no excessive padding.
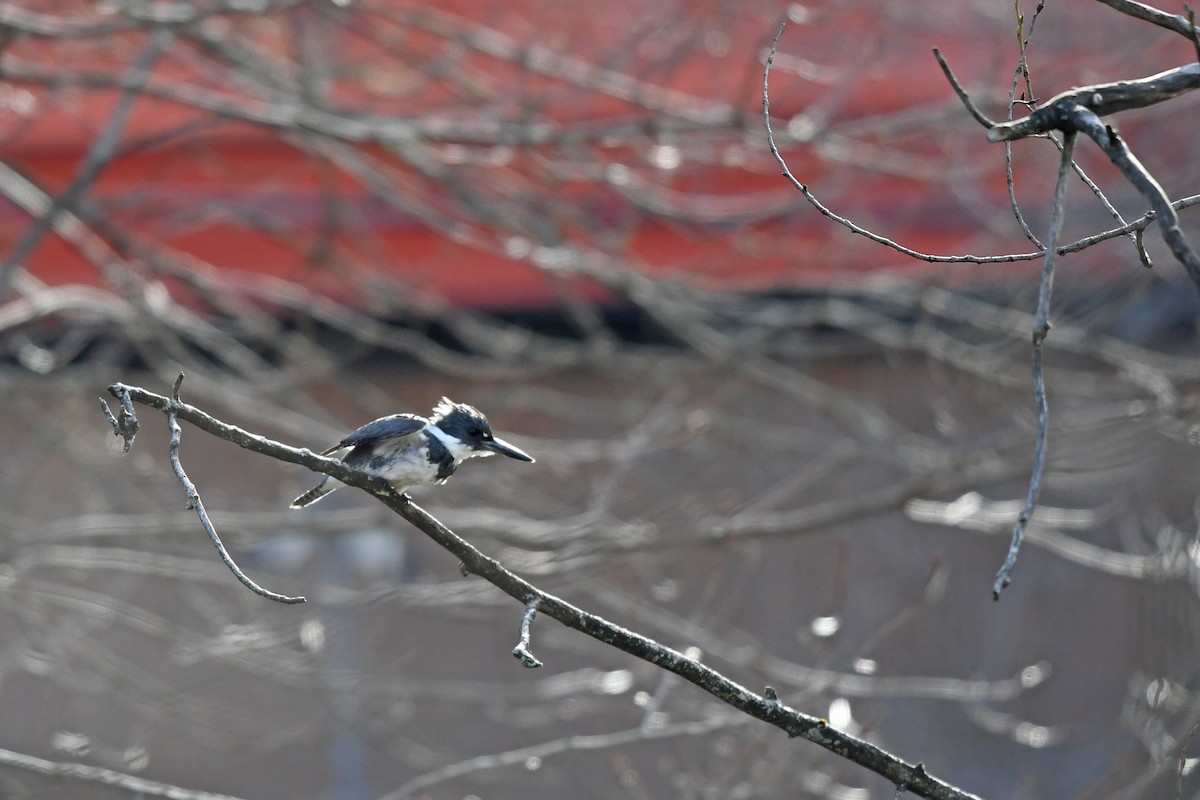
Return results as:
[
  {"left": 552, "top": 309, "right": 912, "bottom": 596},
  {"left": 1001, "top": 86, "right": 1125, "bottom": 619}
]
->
[{"left": 484, "top": 436, "right": 534, "bottom": 462}]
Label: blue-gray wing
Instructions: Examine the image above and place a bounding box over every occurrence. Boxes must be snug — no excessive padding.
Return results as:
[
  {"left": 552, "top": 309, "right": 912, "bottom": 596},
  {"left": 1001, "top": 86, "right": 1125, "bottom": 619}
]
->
[{"left": 322, "top": 414, "right": 427, "bottom": 454}]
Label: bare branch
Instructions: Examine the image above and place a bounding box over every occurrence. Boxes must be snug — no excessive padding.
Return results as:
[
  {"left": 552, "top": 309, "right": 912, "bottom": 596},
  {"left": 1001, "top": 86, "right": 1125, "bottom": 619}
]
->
[
  {"left": 1178, "top": 724, "right": 1199, "bottom": 800},
  {"left": 932, "top": 49, "right": 996, "bottom": 128},
  {"left": 764, "top": 24, "right": 1042, "bottom": 265},
  {"left": 0, "top": 745, "right": 249, "bottom": 800},
  {"left": 383, "top": 711, "right": 747, "bottom": 800},
  {"left": 1091, "top": 0, "right": 1197, "bottom": 39},
  {"left": 109, "top": 379, "right": 984, "bottom": 800},
  {"left": 1068, "top": 107, "right": 1200, "bottom": 290},
  {"left": 994, "top": 132, "right": 1076, "bottom": 600},
  {"left": 512, "top": 599, "right": 543, "bottom": 668},
  {"left": 1005, "top": 1, "right": 1047, "bottom": 251},
  {"left": 1059, "top": 193, "right": 1200, "bottom": 254},
  {"left": 981, "top": 57, "right": 1200, "bottom": 290},
  {"left": 1058, "top": 134, "right": 1147, "bottom": 266},
  {"left": 987, "top": 64, "right": 1200, "bottom": 142},
  {"left": 1005, "top": 5, "right": 1146, "bottom": 267}
]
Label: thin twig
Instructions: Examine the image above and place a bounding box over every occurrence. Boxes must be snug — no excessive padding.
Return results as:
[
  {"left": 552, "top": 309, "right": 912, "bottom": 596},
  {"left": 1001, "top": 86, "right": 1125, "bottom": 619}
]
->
[
  {"left": 1058, "top": 138, "right": 1147, "bottom": 267},
  {"left": 764, "top": 25, "right": 1032, "bottom": 265},
  {"left": 1135, "top": 227, "right": 1152, "bottom": 268},
  {"left": 776, "top": 26, "right": 1200, "bottom": 271},
  {"left": 1003, "top": 0, "right": 1046, "bottom": 250},
  {"left": 1012, "top": 0, "right": 1141, "bottom": 267},
  {"left": 99, "top": 390, "right": 139, "bottom": 451},
  {"left": 512, "top": 599, "right": 543, "bottom": 668},
  {"left": 931, "top": 49, "right": 995, "bottom": 128},
  {"left": 1004, "top": 133, "right": 1043, "bottom": 251},
  {"left": 112, "top": 375, "right": 306, "bottom": 604},
  {"left": 993, "top": 132, "right": 1076, "bottom": 600},
  {"left": 165, "top": 375, "right": 304, "bottom": 603},
  {"left": 1091, "top": 0, "right": 1196, "bottom": 39},
  {"left": 1012, "top": 10, "right": 1158, "bottom": 272},
  {"left": 1060, "top": 193, "right": 1200, "bottom": 254},
  {"left": 1178, "top": 724, "right": 1198, "bottom": 800},
  {"left": 1071, "top": 107, "right": 1200, "bottom": 290},
  {"left": 0, "top": 745, "right": 249, "bottom": 800}
]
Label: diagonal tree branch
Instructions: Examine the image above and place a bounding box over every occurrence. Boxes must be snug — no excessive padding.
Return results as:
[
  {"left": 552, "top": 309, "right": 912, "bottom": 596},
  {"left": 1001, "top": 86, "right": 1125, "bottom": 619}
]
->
[
  {"left": 1067, "top": 107, "right": 1200, "bottom": 289},
  {"left": 986, "top": 63, "right": 1200, "bottom": 142},
  {"left": 104, "top": 379, "right": 985, "bottom": 800},
  {"left": 1091, "top": 0, "right": 1197, "bottom": 38}
]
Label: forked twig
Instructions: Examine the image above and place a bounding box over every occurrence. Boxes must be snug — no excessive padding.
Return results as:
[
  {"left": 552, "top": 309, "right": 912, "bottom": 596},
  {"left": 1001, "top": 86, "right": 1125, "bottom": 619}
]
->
[{"left": 108, "top": 374, "right": 305, "bottom": 604}]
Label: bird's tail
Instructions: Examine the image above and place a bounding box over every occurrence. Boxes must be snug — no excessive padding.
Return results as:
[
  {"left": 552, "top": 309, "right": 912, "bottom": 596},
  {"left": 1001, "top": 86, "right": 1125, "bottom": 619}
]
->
[{"left": 290, "top": 478, "right": 335, "bottom": 509}]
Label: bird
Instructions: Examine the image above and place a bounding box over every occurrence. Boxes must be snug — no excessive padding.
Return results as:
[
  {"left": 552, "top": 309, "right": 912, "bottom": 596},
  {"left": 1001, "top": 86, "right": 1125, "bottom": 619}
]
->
[{"left": 290, "top": 397, "right": 534, "bottom": 509}]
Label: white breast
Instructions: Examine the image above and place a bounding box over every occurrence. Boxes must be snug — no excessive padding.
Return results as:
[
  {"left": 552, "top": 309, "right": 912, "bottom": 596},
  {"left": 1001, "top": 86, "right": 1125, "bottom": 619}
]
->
[{"left": 354, "top": 440, "right": 442, "bottom": 489}]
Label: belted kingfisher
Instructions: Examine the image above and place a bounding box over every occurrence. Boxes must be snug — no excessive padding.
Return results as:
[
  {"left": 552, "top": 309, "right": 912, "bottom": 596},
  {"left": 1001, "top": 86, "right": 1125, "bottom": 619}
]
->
[{"left": 290, "top": 397, "right": 534, "bottom": 509}]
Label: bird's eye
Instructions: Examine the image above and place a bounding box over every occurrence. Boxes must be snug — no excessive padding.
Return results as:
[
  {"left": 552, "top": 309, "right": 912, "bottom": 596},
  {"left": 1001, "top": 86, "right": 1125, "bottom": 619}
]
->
[{"left": 468, "top": 427, "right": 482, "bottom": 437}]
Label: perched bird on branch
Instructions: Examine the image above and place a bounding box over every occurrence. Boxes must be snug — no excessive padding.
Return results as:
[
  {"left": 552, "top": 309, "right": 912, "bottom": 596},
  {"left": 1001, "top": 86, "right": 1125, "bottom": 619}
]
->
[{"left": 291, "top": 397, "right": 534, "bottom": 508}]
